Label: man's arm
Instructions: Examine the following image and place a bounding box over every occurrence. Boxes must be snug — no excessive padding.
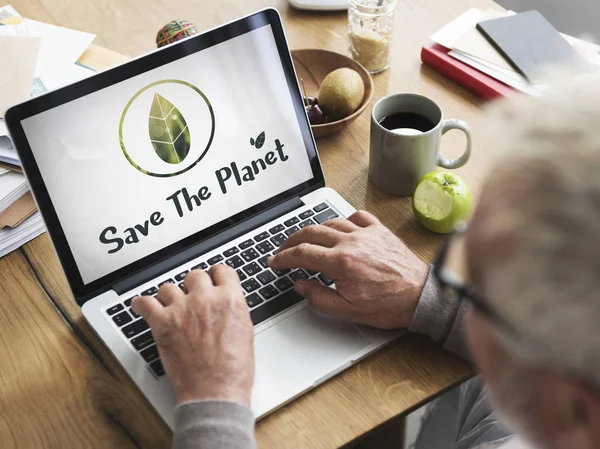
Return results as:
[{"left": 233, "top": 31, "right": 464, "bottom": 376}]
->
[
  {"left": 132, "top": 265, "right": 257, "bottom": 449},
  {"left": 173, "top": 401, "right": 255, "bottom": 449},
  {"left": 409, "top": 267, "right": 472, "bottom": 360}
]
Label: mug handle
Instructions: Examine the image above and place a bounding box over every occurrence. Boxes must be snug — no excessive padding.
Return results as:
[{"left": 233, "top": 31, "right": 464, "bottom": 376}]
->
[{"left": 437, "top": 119, "right": 472, "bottom": 169}]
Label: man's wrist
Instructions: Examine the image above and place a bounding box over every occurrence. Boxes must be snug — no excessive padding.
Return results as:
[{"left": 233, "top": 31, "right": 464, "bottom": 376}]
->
[{"left": 175, "top": 383, "right": 252, "bottom": 408}]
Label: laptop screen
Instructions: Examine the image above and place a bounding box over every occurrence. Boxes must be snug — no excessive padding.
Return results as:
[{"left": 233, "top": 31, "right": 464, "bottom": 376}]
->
[{"left": 17, "top": 19, "right": 317, "bottom": 286}]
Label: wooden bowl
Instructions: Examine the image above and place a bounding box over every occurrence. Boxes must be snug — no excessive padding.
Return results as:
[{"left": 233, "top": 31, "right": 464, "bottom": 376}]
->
[{"left": 291, "top": 49, "right": 374, "bottom": 138}]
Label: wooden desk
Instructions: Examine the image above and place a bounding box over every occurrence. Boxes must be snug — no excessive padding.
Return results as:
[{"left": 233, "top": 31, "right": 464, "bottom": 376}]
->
[{"left": 1, "top": 0, "right": 502, "bottom": 447}]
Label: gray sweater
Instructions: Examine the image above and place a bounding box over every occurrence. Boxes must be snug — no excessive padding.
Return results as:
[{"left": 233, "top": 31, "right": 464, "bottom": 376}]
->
[{"left": 172, "top": 270, "right": 522, "bottom": 449}]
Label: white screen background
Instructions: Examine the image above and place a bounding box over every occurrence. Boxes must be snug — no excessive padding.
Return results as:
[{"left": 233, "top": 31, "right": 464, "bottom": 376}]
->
[{"left": 22, "top": 25, "right": 314, "bottom": 284}]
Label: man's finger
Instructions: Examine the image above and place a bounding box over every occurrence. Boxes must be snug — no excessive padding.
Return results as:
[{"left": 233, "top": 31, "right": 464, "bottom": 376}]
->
[
  {"left": 295, "top": 280, "right": 354, "bottom": 321},
  {"left": 209, "top": 264, "right": 240, "bottom": 286},
  {"left": 279, "top": 225, "right": 343, "bottom": 252},
  {"left": 320, "top": 218, "right": 359, "bottom": 233},
  {"left": 155, "top": 282, "right": 184, "bottom": 306},
  {"left": 131, "top": 295, "right": 164, "bottom": 326},
  {"left": 348, "top": 210, "right": 380, "bottom": 227},
  {"left": 269, "top": 243, "right": 334, "bottom": 273},
  {"left": 185, "top": 269, "right": 213, "bottom": 293}
]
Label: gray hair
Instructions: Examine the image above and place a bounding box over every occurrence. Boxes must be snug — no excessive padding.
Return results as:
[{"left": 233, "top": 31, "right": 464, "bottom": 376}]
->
[{"left": 473, "top": 73, "right": 600, "bottom": 390}]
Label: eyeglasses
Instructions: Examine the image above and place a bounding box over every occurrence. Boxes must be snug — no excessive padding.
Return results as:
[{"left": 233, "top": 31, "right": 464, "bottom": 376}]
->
[{"left": 431, "top": 224, "right": 521, "bottom": 339}]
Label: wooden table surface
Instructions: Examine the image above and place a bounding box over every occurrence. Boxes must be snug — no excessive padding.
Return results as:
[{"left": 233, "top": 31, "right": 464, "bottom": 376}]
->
[{"left": 0, "top": 0, "right": 503, "bottom": 447}]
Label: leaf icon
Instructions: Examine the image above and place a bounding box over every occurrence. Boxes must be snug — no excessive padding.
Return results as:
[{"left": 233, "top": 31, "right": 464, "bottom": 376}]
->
[
  {"left": 250, "top": 137, "right": 255, "bottom": 146},
  {"left": 255, "top": 131, "right": 265, "bottom": 149},
  {"left": 149, "top": 93, "right": 191, "bottom": 164}
]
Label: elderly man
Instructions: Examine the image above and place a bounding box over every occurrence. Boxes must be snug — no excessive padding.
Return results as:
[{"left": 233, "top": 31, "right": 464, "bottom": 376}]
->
[{"left": 132, "top": 77, "right": 600, "bottom": 449}]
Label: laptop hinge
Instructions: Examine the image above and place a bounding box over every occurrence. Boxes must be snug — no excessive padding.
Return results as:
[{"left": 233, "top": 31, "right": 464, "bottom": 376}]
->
[{"left": 112, "top": 195, "right": 304, "bottom": 295}]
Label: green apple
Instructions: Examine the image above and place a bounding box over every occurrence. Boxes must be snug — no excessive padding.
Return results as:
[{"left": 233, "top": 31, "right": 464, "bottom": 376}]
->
[{"left": 412, "top": 171, "right": 473, "bottom": 234}]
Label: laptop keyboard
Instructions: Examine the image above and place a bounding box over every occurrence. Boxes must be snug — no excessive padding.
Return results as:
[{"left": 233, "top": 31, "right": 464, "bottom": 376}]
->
[{"left": 103, "top": 202, "right": 338, "bottom": 378}]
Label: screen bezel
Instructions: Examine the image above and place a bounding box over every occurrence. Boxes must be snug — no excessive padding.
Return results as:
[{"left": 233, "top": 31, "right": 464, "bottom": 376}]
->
[{"left": 5, "top": 8, "right": 325, "bottom": 303}]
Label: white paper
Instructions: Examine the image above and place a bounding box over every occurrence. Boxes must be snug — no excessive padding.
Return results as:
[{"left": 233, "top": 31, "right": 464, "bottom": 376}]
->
[
  {"left": 0, "top": 212, "right": 45, "bottom": 258},
  {"left": 0, "top": 136, "right": 19, "bottom": 166},
  {"left": 0, "top": 119, "right": 7, "bottom": 137},
  {"left": 20, "top": 19, "right": 95, "bottom": 78},
  {"left": 0, "top": 35, "right": 40, "bottom": 116},
  {"left": 0, "top": 170, "right": 28, "bottom": 212},
  {"left": 0, "top": 168, "right": 9, "bottom": 176},
  {"left": 0, "top": 4, "right": 22, "bottom": 22},
  {"left": 449, "top": 50, "right": 546, "bottom": 96},
  {"left": 0, "top": 22, "right": 29, "bottom": 36}
]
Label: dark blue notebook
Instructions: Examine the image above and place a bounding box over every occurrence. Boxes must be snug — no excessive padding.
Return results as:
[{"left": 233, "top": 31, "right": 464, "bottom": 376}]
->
[{"left": 476, "top": 10, "right": 588, "bottom": 83}]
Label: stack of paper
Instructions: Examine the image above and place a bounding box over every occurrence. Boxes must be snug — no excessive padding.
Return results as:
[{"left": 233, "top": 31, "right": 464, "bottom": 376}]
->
[
  {"left": 428, "top": 8, "right": 600, "bottom": 97},
  {"left": 0, "top": 4, "right": 94, "bottom": 256}
]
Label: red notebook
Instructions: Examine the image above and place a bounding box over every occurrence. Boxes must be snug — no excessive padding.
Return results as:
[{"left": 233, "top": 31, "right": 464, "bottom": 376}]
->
[{"left": 421, "top": 43, "right": 515, "bottom": 100}]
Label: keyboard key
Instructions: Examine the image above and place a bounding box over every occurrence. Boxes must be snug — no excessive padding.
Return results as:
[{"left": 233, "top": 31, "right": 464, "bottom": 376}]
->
[
  {"left": 259, "top": 284, "right": 279, "bottom": 300},
  {"left": 256, "top": 241, "right": 274, "bottom": 255},
  {"left": 112, "top": 311, "right": 132, "bottom": 326},
  {"left": 270, "top": 233, "right": 287, "bottom": 247},
  {"left": 131, "top": 330, "right": 154, "bottom": 350},
  {"left": 314, "top": 209, "right": 339, "bottom": 224},
  {"left": 254, "top": 231, "right": 270, "bottom": 242},
  {"left": 141, "top": 286, "right": 158, "bottom": 296},
  {"left": 299, "top": 210, "right": 314, "bottom": 219},
  {"left": 122, "top": 319, "right": 149, "bottom": 338},
  {"left": 242, "top": 278, "right": 261, "bottom": 293},
  {"left": 250, "top": 290, "right": 305, "bottom": 325},
  {"left": 285, "top": 225, "right": 300, "bottom": 236},
  {"left": 307, "top": 270, "right": 318, "bottom": 276},
  {"left": 124, "top": 297, "right": 134, "bottom": 307},
  {"left": 257, "top": 270, "right": 276, "bottom": 285},
  {"left": 240, "top": 248, "right": 260, "bottom": 262},
  {"left": 208, "top": 254, "right": 224, "bottom": 265},
  {"left": 106, "top": 304, "right": 124, "bottom": 315},
  {"left": 192, "top": 262, "right": 208, "bottom": 270},
  {"left": 239, "top": 239, "right": 254, "bottom": 249},
  {"left": 140, "top": 345, "right": 160, "bottom": 363},
  {"left": 178, "top": 282, "right": 185, "bottom": 291},
  {"left": 272, "top": 268, "right": 291, "bottom": 277},
  {"left": 130, "top": 308, "right": 139, "bottom": 318},
  {"left": 243, "top": 262, "right": 262, "bottom": 276},
  {"left": 223, "top": 247, "right": 239, "bottom": 257},
  {"left": 269, "top": 224, "right": 285, "bottom": 234},
  {"left": 174, "top": 271, "right": 188, "bottom": 282},
  {"left": 158, "top": 279, "right": 174, "bottom": 288},
  {"left": 299, "top": 219, "right": 315, "bottom": 228},
  {"left": 258, "top": 255, "right": 270, "bottom": 269},
  {"left": 149, "top": 359, "right": 165, "bottom": 377},
  {"left": 284, "top": 216, "right": 300, "bottom": 227},
  {"left": 290, "top": 269, "right": 310, "bottom": 281},
  {"left": 318, "top": 273, "right": 334, "bottom": 286},
  {"left": 236, "top": 269, "right": 247, "bottom": 281},
  {"left": 313, "top": 202, "right": 328, "bottom": 212},
  {"left": 274, "top": 276, "right": 294, "bottom": 292},
  {"left": 225, "top": 255, "right": 244, "bottom": 269},
  {"left": 246, "top": 293, "right": 264, "bottom": 308}
]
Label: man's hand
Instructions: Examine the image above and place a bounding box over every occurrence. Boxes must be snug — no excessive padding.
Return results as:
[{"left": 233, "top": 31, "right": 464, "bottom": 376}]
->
[
  {"left": 269, "top": 210, "right": 429, "bottom": 329},
  {"left": 131, "top": 265, "right": 254, "bottom": 407}
]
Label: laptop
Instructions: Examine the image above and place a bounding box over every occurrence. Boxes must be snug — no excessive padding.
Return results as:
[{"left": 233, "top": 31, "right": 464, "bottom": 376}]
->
[{"left": 5, "top": 8, "right": 400, "bottom": 427}]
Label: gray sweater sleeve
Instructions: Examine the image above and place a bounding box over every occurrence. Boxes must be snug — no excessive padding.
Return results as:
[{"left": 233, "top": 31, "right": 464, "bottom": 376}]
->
[
  {"left": 410, "top": 267, "right": 516, "bottom": 449},
  {"left": 173, "top": 401, "right": 256, "bottom": 449},
  {"left": 409, "top": 266, "right": 472, "bottom": 361}
]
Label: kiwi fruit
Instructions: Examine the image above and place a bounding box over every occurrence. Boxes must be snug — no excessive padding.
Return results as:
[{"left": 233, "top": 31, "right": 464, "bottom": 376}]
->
[{"left": 318, "top": 68, "right": 365, "bottom": 122}]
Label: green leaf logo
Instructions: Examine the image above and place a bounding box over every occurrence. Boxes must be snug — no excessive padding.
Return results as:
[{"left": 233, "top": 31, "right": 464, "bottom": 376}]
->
[{"left": 148, "top": 93, "right": 191, "bottom": 164}]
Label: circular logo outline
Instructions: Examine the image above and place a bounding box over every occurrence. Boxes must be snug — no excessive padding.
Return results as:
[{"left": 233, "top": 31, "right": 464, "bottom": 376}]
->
[{"left": 119, "top": 79, "right": 215, "bottom": 178}]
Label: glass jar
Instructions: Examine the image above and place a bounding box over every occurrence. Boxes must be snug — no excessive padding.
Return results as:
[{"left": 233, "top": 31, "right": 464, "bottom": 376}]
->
[{"left": 348, "top": 0, "right": 397, "bottom": 74}]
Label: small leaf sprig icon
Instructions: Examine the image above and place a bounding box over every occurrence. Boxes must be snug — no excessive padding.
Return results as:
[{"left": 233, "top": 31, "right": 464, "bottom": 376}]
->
[
  {"left": 250, "top": 131, "right": 266, "bottom": 149},
  {"left": 148, "top": 93, "right": 191, "bottom": 164}
]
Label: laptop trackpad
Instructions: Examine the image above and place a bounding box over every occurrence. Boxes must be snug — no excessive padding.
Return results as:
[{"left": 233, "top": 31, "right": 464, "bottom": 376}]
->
[{"left": 255, "top": 308, "right": 370, "bottom": 392}]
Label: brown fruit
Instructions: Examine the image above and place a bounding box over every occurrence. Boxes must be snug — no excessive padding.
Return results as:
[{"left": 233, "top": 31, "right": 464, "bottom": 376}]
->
[{"left": 318, "top": 68, "right": 365, "bottom": 121}]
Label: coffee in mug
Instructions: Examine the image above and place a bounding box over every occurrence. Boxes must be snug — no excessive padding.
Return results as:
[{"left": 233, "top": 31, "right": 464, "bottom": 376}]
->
[{"left": 369, "top": 93, "right": 472, "bottom": 197}]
